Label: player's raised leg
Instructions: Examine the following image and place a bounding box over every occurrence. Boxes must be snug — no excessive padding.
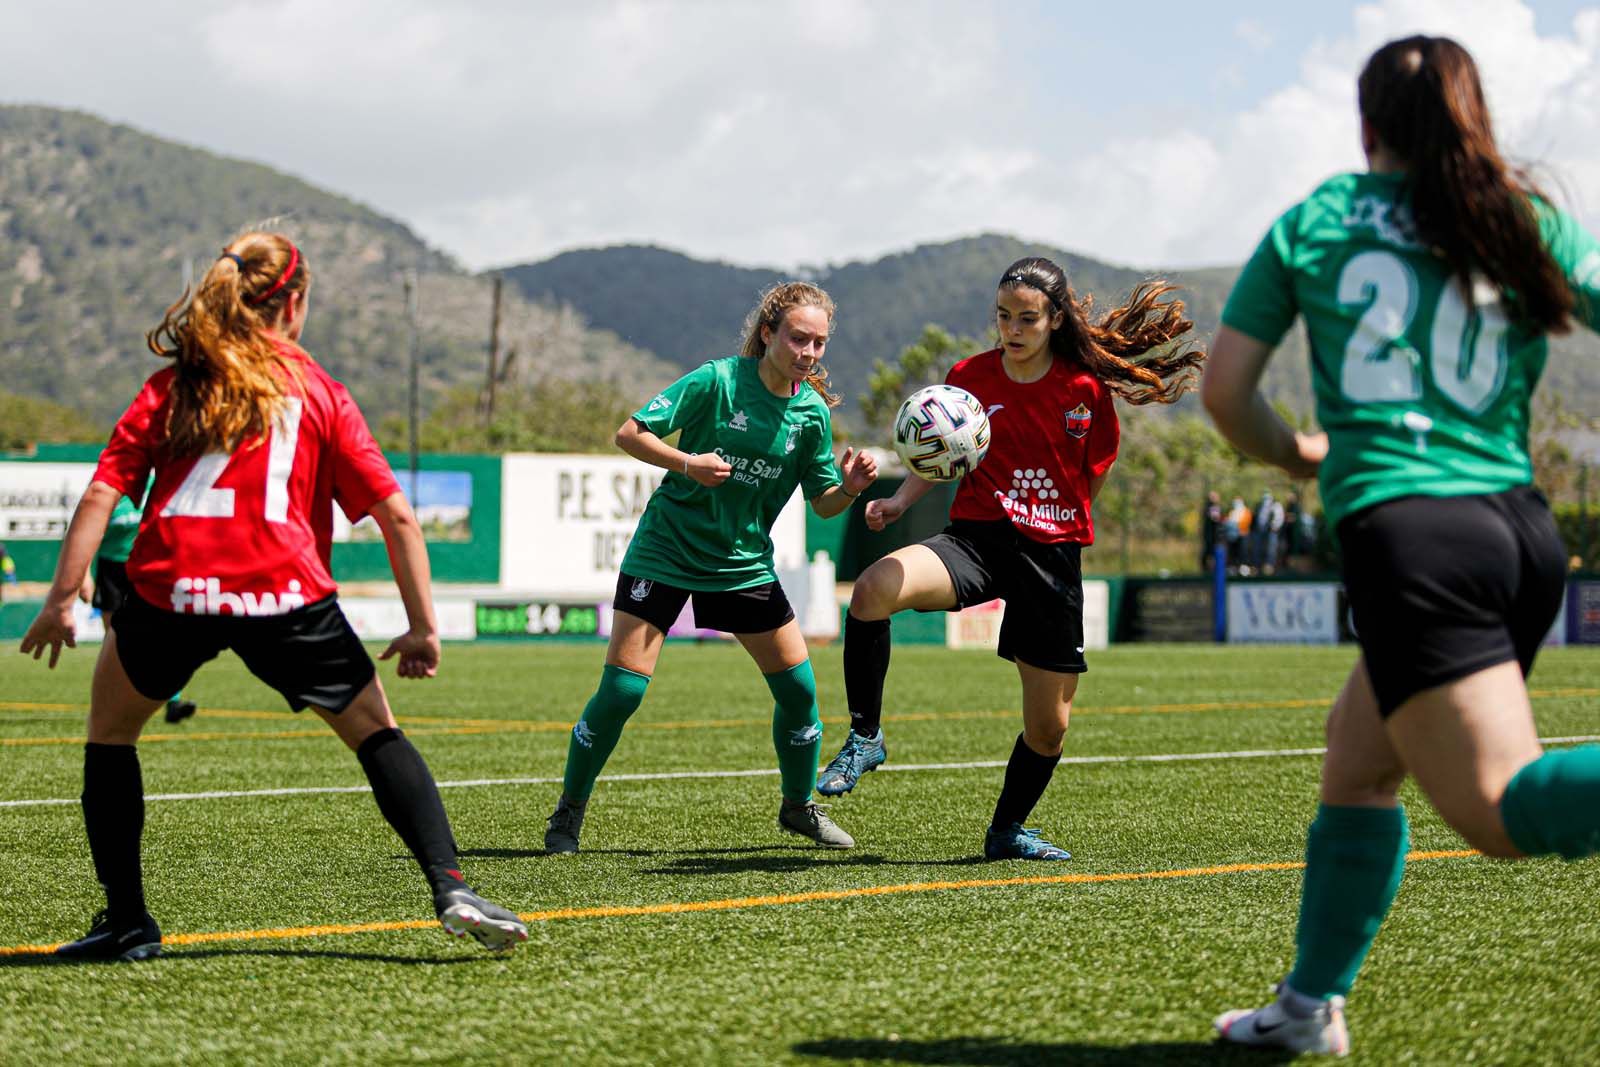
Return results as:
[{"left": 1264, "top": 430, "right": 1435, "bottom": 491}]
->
[{"left": 818, "top": 543, "right": 955, "bottom": 796}]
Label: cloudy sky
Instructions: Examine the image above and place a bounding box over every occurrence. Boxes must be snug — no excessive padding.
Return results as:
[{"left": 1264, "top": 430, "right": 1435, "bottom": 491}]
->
[{"left": 4, "top": 0, "right": 1598, "bottom": 272}]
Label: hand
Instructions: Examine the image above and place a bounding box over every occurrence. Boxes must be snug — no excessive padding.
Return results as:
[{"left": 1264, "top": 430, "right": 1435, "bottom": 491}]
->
[
  {"left": 685, "top": 452, "right": 733, "bottom": 487},
  {"left": 1284, "top": 432, "right": 1328, "bottom": 480},
  {"left": 838, "top": 446, "right": 878, "bottom": 499},
  {"left": 19, "top": 598, "right": 77, "bottom": 669},
  {"left": 379, "top": 628, "right": 440, "bottom": 679},
  {"left": 864, "top": 495, "right": 906, "bottom": 532}
]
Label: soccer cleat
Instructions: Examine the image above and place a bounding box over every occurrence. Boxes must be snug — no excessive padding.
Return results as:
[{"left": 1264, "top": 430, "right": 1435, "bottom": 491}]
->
[
  {"left": 778, "top": 800, "right": 855, "bottom": 849},
  {"left": 55, "top": 909, "right": 162, "bottom": 962},
  {"left": 816, "top": 730, "right": 887, "bottom": 796},
  {"left": 984, "top": 823, "right": 1071, "bottom": 861},
  {"left": 1214, "top": 985, "right": 1350, "bottom": 1057},
  {"left": 164, "top": 699, "right": 197, "bottom": 724},
  {"left": 544, "top": 794, "right": 587, "bottom": 854},
  {"left": 434, "top": 885, "right": 528, "bottom": 951}
]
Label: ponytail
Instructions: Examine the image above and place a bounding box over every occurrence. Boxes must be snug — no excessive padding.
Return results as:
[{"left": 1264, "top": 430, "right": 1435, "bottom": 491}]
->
[
  {"left": 145, "top": 232, "right": 310, "bottom": 457},
  {"left": 1359, "top": 35, "right": 1573, "bottom": 332}
]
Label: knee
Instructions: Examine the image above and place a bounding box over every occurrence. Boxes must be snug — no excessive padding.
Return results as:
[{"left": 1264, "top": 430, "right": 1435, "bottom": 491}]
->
[
  {"left": 1321, "top": 768, "right": 1405, "bottom": 808},
  {"left": 1022, "top": 723, "right": 1066, "bottom": 757},
  {"left": 848, "top": 564, "right": 898, "bottom": 620}
]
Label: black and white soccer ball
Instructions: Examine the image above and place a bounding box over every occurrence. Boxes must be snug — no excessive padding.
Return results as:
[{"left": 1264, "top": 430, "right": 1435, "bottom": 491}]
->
[{"left": 892, "top": 384, "right": 991, "bottom": 483}]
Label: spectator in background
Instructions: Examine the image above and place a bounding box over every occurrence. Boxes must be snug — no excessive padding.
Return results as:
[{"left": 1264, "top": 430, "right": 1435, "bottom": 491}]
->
[
  {"left": 1200, "top": 491, "right": 1223, "bottom": 571},
  {"left": 1257, "top": 490, "right": 1285, "bottom": 574},
  {"left": 1225, "top": 496, "right": 1249, "bottom": 572},
  {"left": 0, "top": 542, "right": 15, "bottom": 600},
  {"left": 1282, "top": 492, "right": 1302, "bottom": 570}
]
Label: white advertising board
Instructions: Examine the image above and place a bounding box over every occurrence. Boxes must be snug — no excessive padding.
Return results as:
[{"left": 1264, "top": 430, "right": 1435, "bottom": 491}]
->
[
  {"left": 0, "top": 462, "right": 96, "bottom": 539},
  {"left": 499, "top": 453, "right": 807, "bottom": 599},
  {"left": 945, "top": 579, "right": 1110, "bottom": 651},
  {"left": 1227, "top": 582, "right": 1339, "bottom": 644}
]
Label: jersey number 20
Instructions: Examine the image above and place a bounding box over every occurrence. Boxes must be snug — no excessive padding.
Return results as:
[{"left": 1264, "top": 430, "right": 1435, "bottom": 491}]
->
[
  {"left": 161, "top": 399, "right": 303, "bottom": 522},
  {"left": 1338, "top": 250, "right": 1509, "bottom": 414}
]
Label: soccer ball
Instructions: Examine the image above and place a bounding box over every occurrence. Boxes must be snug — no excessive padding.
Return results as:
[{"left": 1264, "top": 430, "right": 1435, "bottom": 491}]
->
[{"left": 892, "top": 384, "right": 991, "bottom": 482}]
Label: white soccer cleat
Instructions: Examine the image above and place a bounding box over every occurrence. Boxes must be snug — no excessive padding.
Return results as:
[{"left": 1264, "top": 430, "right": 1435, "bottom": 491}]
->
[{"left": 1215, "top": 986, "right": 1350, "bottom": 1057}]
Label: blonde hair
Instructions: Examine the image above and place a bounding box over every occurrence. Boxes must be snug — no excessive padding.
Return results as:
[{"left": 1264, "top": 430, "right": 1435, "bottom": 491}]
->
[
  {"left": 145, "top": 231, "right": 309, "bottom": 457},
  {"left": 738, "top": 281, "right": 840, "bottom": 407}
]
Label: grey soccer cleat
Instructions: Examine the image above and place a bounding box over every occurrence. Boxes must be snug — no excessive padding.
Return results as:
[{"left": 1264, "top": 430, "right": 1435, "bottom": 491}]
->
[
  {"left": 778, "top": 799, "right": 855, "bottom": 849},
  {"left": 1215, "top": 984, "right": 1350, "bottom": 1057},
  {"left": 544, "top": 794, "right": 587, "bottom": 854},
  {"left": 434, "top": 885, "right": 528, "bottom": 952}
]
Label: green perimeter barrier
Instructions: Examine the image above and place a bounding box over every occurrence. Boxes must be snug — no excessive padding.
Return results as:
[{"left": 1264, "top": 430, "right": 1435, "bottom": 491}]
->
[{"left": 0, "top": 445, "right": 501, "bottom": 585}]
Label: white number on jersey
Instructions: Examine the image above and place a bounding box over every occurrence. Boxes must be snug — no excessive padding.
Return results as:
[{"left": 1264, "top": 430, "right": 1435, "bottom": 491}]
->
[
  {"left": 162, "top": 398, "right": 304, "bottom": 522},
  {"left": 1336, "top": 251, "right": 1510, "bottom": 413}
]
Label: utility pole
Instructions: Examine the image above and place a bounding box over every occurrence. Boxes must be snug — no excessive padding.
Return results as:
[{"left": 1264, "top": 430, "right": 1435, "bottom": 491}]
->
[
  {"left": 404, "top": 269, "right": 421, "bottom": 502},
  {"left": 485, "top": 275, "right": 503, "bottom": 419}
]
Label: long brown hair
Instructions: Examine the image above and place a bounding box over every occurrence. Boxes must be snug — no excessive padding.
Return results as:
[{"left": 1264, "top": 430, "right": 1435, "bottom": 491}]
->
[
  {"left": 145, "top": 232, "right": 310, "bottom": 457},
  {"left": 1359, "top": 35, "right": 1573, "bottom": 332},
  {"left": 739, "top": 281, "right": 841, "bottom": 406},
  {"left": 998, "top": 257, "right": 1204, "bottom": 405}
]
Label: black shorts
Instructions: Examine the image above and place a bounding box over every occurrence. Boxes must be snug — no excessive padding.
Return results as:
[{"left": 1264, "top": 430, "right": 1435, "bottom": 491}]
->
[
  {"left": 110, "top": 592, "right": 377, "bottom": 713},
  {"left": 92, "top": 558, "right": 134, "bottom": 616},
  {"left": 923, "top": 520, "right": 1086, "bottom": 673},
  {"left": 1339, "top": 487, "right": 1566, "bottom": 716},
  {"left": 613, "top": 572, "right": 796, "bottom": 635}
]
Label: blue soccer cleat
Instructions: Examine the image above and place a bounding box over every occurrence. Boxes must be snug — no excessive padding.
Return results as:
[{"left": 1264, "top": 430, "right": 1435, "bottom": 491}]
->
[
  {"left": 816, "top": 730, "right": 887, "bottom": 796},
  {"left": 984, "top": 823, "right": 1071, "bottom": 861}
]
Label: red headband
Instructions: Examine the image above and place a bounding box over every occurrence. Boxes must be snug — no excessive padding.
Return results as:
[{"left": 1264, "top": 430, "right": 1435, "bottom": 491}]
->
[{"left": 246, "top": 245, "right": 300, "bottom": 305}]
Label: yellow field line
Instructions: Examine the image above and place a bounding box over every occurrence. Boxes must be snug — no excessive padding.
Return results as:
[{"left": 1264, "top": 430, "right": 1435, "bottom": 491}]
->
[
  {"left": 0, "top": 849, "right": 1476, "bottom": 958},
  {"left": 3, "top": 688, "right": 1595, "bottom": 748}
]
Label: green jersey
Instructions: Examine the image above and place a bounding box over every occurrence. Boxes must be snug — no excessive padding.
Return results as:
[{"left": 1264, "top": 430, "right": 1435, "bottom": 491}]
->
[
  {"left": 1223, "top": 171, "right": 1600, "bottom": 530},
  {"left": 98, "top": 494, "right": 142, "bottom": 563},
  {"left": 622, "top": 356, "right": 841, "bottom": 590}
]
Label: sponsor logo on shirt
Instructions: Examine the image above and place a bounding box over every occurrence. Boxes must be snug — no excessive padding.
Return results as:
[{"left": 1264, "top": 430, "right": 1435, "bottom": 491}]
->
[
  {"left": 169, "top": 577, "right": 307, "bottom": 616},
  {"left": 646, "top": 394, "right": 672, "bottom": 413},
  {"left": 1343, "top": 195, "right": 1423, "bottom": 249},
  {"left": 713, "top": 448, "right": 785, "bottom": 488},
  {"left": 784, "top": 426, "right": 800, "bottom": 454},
  {"left": 730, "top": 410, "right": 749, "bottom": 431},
  {"left": 986, "top": 404, "right": 1005, "bottom": 417},
  {"left": 629, "top": 577, "right": 654, "bottom": 601},
  {"left": 997, "top": 467, "right": 1078, "bottom": 530},
  {"left": 1065, "top": 403, "right": 1092, "bottom": 439}
]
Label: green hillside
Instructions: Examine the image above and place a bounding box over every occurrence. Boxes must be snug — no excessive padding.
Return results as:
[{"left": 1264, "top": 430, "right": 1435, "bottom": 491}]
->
[{"left": 0, "top": 106, "right": 674, "bottom": 427}]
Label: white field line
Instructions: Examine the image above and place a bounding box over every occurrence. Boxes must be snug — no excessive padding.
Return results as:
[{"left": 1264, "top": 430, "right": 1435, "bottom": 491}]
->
[{"left": 3, "top": 735, "right": 1598, "bottom": 810}]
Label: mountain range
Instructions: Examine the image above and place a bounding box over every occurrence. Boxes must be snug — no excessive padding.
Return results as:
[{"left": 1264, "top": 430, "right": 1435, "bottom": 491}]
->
[{"left": 4, "top": 104, "right": 1597, "bottom": 438}]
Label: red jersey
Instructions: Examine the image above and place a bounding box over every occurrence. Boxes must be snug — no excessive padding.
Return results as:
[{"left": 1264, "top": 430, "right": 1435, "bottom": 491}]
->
[
  {"left": 946, "top": 349, "right": 1119, "bottom": 544},
  {"left": 93, "top": 350, "right": 400, "bottom": 615}
]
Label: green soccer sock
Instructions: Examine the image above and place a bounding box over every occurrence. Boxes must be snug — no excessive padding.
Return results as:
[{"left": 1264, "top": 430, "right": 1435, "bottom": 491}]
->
[
  {"left": 1500, "top": 746, "right": 1600, "bottom": 860},
  {"left": 1285, "top": 803, "right": 1409, "bottom": 1000},
  {"left": 560, "top": 664, "right": 651, "bottom": 803},
  {"left": 766, "top": 660, "right": 823, "bottom": 804}
]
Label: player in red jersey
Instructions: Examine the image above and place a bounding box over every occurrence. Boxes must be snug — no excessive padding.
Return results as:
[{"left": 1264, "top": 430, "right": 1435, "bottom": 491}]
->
[
  {"left": 20, "top": 232, "right": 526, "bottom": 959},
  {"left": 817, "top": 257, "right": 1204, "bottom": 859}
]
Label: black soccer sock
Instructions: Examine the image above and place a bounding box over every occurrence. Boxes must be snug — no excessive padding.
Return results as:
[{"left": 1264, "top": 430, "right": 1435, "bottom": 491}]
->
[
  {"left": 355, "top": 728, "right": 464, "bottom": 894},
  {"left": 843, "top": 613, "right": 891, "bottom": 738},
  {"left": 990, "top": 734, "right": 1062, "bottom": 830},
  {"left": 81, "top": 742, "right": 147, "bottom": 923}
]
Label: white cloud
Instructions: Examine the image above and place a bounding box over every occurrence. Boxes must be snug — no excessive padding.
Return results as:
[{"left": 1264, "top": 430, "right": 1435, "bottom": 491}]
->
[{"left": 1235, "top": 18, "right": 1275, "bottom": 52}]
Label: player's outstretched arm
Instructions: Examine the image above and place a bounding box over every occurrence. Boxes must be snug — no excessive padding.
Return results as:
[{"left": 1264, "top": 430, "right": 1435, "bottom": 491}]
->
[
  {"left": 1201, "top": 325, "right": 1326, "bottom": 479},
  {"left": 21, "top": 481, "right": 118, "bottom": 668},
  {"left": 614, "top": 418, "right": 731, "bottom": 487},
  {"left": 812, "top": 446, "right": 878, "bottom": 518},
  {"left": 370, "top": 492, "right": 440, "bottom": 679},
  {"left": 864, "top": 471, "right": 938, "bottom": 532}
]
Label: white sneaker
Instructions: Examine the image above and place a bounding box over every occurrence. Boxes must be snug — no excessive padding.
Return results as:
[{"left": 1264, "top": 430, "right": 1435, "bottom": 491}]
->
[{"left": 1215, "top": 985, "right": 1350, "bottom": 1057}]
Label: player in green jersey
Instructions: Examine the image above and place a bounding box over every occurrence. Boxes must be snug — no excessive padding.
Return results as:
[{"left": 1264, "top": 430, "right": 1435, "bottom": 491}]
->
[
  {"left": 544, "top": 281, "right": 878, "bottom": 852},
  {"left": 1204, "top": 36, "right": 1600, "bottom": 1056},
  {"left": 78, "top": 492, "right": 197, "bottom": 724}
]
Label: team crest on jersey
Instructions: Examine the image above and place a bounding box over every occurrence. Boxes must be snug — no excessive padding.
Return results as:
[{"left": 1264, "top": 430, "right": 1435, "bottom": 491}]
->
[
  {"left": 629, "top": 578, "right": 653, "bottom": 601},
  {"left": 1064, "top": 403, "right": 1092, "bottom": 439},
  {"left": 646, "top": 394, "right": 672, "bottom": 413},
  {"left": 784, "top": 426, "right": 800, "bottom": 454},
  {"left": 730, "top": 410, "right": 749, "bottom": 431}
]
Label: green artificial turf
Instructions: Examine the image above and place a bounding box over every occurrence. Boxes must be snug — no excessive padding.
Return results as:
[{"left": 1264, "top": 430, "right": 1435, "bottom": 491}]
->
[{"left": 2, "top": 642, "right": 1597, "bottom": 1064}]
